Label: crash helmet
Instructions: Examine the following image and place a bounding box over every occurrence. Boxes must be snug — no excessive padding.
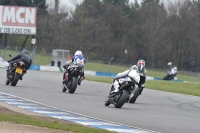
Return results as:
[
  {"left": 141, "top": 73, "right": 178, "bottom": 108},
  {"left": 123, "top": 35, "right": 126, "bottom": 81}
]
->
[
  {"left": 75, "top": 50, "right": 82, "bottom": 56},
  {"left": 22, "top": 49, "right": 30, "bottom": 55},
  {"left": 173, "top": 67, "right": 177, "bottom": 70},
  {"left": 137, "top": 59, "right": 145, "bottom": 67}
]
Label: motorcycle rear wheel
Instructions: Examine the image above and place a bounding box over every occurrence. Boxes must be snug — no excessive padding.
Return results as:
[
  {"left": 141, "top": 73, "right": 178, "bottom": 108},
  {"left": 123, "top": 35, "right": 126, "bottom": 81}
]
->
[
  {"left": 68, "top": 77, "right": 78, "bottom": 94},
  {"left": 11, "top": 72, "right": 20, "bottom": 86}
]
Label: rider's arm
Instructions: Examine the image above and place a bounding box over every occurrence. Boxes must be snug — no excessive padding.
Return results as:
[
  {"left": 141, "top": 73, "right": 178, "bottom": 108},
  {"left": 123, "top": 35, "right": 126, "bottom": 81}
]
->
[{"left": 9, "top": 54, "right": 22, "bottom": 62}]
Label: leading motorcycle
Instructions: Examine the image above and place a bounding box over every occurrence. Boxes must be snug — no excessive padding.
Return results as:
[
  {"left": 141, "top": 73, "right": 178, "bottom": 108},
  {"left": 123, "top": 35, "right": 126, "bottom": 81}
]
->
[
  {"left": 6, "top": 58, "right": 27, "bottom": 86},
  {"left": 104, "top": 69, "right": 140, "bottom": 108},
  {"left": 62, "top": 64, "right": 84, "bottom": 94}
]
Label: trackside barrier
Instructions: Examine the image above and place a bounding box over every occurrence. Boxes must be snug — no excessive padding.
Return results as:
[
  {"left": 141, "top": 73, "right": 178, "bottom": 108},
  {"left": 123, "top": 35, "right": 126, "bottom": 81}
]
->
[
  {"left": 30, "top": 64, "right": 40, "bottom": 70},
  {"left": 96, "top": 72, "right": 117, "bottom": 77},
  {"left": 153, "top": 77, "right": 183, "bottom": 82}
]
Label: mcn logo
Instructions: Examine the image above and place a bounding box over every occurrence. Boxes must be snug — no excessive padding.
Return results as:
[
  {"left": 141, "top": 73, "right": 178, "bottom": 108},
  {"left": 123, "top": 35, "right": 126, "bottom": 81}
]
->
[{"left": 2, "top": 6, "right": 37, "bottom": 27}]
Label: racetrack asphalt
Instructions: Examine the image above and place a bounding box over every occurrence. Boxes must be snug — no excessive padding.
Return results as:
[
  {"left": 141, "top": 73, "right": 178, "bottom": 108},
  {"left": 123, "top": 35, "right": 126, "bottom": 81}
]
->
[{"left": 0, "top": 68, "right": 200, "bottom": 133}]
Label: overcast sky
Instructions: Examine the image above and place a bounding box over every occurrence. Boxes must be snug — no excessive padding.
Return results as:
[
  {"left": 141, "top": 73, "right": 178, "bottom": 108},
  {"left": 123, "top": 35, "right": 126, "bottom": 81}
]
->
[{"left": 46, "top": 0, "right": 179, "bottom": 11}]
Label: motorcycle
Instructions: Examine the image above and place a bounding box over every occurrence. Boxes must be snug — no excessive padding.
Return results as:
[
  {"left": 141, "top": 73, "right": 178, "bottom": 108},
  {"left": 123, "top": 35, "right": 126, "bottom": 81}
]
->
[
  {"left": 6, "top": 55, "right": 27, "bottom": 86},
  {"left": 62, "top": 64, "right": 84, "bottom": 94},
  {"left": 163, "top": 71, "right": 175, "bottom": 80},
  {"left": 104, "top": 69, "right": 140, "bottom": 108}
]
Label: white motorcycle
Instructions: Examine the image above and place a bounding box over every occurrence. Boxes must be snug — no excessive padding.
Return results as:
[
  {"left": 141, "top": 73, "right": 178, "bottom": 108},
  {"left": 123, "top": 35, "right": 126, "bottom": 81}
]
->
[{"left": 104, "top": 69, "right": 140, "bottom": 108}]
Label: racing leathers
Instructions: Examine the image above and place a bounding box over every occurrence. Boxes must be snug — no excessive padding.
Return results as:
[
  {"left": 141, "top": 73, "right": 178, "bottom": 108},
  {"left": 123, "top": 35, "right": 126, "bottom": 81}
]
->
[
  {"left": 110, "top": 65, "right": 146, "bottom": 95},
  {"left": 7, "top": 52, "right": 32, "bottom": 80}
]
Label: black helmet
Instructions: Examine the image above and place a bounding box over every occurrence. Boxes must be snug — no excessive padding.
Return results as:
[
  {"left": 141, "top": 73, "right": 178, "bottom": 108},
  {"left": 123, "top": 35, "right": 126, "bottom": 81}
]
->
[{"left": 22, "top": 50, "right": 30, "bottom": 55}]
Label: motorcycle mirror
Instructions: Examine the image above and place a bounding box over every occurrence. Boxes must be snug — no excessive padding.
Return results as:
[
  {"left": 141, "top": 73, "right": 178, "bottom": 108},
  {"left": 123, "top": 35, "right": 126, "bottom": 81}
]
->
[{"left": 9, "top": 54, "right": 12, "bottom": 57}]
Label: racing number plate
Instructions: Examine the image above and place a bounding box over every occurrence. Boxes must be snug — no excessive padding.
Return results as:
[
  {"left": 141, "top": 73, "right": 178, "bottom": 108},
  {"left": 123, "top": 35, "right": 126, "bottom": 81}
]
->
[{"left": 16, "top": 68, "right": 23, "bottom": 74}]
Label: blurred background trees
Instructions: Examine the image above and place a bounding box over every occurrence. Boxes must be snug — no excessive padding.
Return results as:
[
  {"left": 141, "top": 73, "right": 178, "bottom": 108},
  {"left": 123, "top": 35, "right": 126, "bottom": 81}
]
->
[{"left": 1, "top": 0, "right": 200, "bottom": 72}]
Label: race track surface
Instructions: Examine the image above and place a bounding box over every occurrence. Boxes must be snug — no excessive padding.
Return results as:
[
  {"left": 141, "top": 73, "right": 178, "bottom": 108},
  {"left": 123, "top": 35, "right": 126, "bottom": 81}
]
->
[{"left": 0, "top": 68, "right": 200, "bottom": 133}]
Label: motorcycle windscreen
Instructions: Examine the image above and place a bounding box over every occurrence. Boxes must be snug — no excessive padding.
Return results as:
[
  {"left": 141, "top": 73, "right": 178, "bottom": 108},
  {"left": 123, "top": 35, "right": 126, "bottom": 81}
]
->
[{"left": 128, "top": 70, "right": 140, "bottom": 85}]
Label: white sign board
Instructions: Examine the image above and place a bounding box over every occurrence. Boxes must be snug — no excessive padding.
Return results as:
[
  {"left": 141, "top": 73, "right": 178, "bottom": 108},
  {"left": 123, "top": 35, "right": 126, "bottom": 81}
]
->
[
  {"left": 0, "top": 6, "right": 37, "bottom": 35},
  {"left": 31, "top": 38, "right": 36, "bottom": 44}
]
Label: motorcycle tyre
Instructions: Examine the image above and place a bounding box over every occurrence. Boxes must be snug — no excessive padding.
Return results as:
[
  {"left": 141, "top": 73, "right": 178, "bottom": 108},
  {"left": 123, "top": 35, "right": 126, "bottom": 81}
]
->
[
  {"left": 68, "top": 77, "right": 78, "bottom": 94},
  {"left": 114, "top": 90, "right": 129, "bottom": 108},
  {"left": 11, "top": 72, "right": 20, "bottom": 86}
]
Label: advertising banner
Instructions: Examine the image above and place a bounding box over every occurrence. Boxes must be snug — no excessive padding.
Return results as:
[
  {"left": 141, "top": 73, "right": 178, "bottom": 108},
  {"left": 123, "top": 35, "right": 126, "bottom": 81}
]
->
[{"left": 0, "top": 6, "right": 37, "bottom": 35}]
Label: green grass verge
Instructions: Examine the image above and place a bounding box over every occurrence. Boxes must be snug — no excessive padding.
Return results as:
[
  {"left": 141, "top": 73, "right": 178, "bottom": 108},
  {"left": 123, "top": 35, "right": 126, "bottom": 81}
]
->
[
  {"left": 3, "top": 50, "right": 50, "bottom": 65},
  {"left": 146, "top": 80, "right": 200, "bottom": 96},
  {"left": 0, "top": 113, "right": 115, "bottom": 133},
  {"left": 85, "top": 76, "right": 200, "bottom": 97}
]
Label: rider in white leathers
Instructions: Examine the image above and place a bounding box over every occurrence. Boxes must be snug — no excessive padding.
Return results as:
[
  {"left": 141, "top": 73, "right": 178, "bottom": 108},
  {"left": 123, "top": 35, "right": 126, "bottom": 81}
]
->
[
  {"left": 170, "top": 67, "right": 177, "bottom": 77},
  {"left": 110, "top": 59, "right": 146, "bottom": 95}
]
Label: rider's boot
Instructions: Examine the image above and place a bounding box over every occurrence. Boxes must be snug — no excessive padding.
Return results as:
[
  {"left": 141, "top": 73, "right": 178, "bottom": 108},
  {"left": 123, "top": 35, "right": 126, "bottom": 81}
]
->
[
  {"left": 63, "top": 73, "right": 69, "bottom": 84},
  {"left": 78, "top": 76, "right": 85, "bottom": 85},
  {"left": 110, "top": 80, "right": 119, "bottom": 93}
]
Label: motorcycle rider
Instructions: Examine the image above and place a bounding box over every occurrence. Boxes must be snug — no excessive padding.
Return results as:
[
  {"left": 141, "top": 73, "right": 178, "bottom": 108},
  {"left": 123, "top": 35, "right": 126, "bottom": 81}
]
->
[
  {"left": 62, "top": 50, "right": 86, "bottom": 85},
  {"left": 110, "top": 59, "right": 146, "bottom": 95},
  {"left": 170, "top": 66, "right": 178, "bottom": 79},
  {"left": 7, "top": 50, "right": 32, "bottom": 80}
]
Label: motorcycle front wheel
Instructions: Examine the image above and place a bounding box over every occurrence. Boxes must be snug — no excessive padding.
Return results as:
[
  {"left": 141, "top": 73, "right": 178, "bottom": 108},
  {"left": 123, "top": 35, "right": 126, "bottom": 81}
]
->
[{"left": 114, "top": 90, "right": 129, "bottom": 108}]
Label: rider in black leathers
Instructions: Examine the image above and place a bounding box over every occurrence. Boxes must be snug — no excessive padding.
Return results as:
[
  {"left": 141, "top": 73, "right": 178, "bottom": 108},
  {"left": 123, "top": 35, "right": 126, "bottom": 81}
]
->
[{"left": 7, "top": 50, "right": 32, "bottom": 80}]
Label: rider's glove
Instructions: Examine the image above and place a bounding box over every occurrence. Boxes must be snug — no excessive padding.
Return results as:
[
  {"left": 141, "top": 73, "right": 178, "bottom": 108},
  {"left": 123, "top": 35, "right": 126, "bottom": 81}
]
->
[{"left": 63, "top": 64, "right": 67, "bottom": 69}]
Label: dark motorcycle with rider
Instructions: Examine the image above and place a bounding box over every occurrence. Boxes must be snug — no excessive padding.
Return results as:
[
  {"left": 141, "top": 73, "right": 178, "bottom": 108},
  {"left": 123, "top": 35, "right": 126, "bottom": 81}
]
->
[
  {"left": 163, "top": 66, "right": 177, "bottom": 80},
  {"left": 6, "top": 50, "right": 32, "bottom": 86},
  {"left": 62, "top": 64, "right": 85, "bottom": 94}
]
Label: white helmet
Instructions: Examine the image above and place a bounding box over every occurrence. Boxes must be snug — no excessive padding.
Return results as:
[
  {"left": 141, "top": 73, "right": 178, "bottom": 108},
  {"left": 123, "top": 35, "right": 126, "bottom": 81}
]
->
[{"left": 75, "top": 50, "right": 82, "bottom": 56}]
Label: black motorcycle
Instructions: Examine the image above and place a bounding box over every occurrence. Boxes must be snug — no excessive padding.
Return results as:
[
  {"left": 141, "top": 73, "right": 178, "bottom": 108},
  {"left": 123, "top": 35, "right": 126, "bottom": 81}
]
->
[
  {"left": 62, "top": 64, "right": 84, "bottom": 94},
  {"left": 105, "top": 69, "right": 140, "bottom": 108},
  {"left": 6, "top": 60, "right": 27, "bottom": 86},
  {"left": 163, "top": 71, "right": 175, "bottom": 80}
]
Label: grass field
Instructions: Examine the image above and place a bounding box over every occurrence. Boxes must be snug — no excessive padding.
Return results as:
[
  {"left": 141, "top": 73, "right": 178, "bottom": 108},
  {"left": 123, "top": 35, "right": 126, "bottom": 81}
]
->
[
  {"left": 0, "top": 113, "right": 114, "bottom": 133},
  {"left": 2, "top": 50, "right": 50, "bottom": 65}
]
